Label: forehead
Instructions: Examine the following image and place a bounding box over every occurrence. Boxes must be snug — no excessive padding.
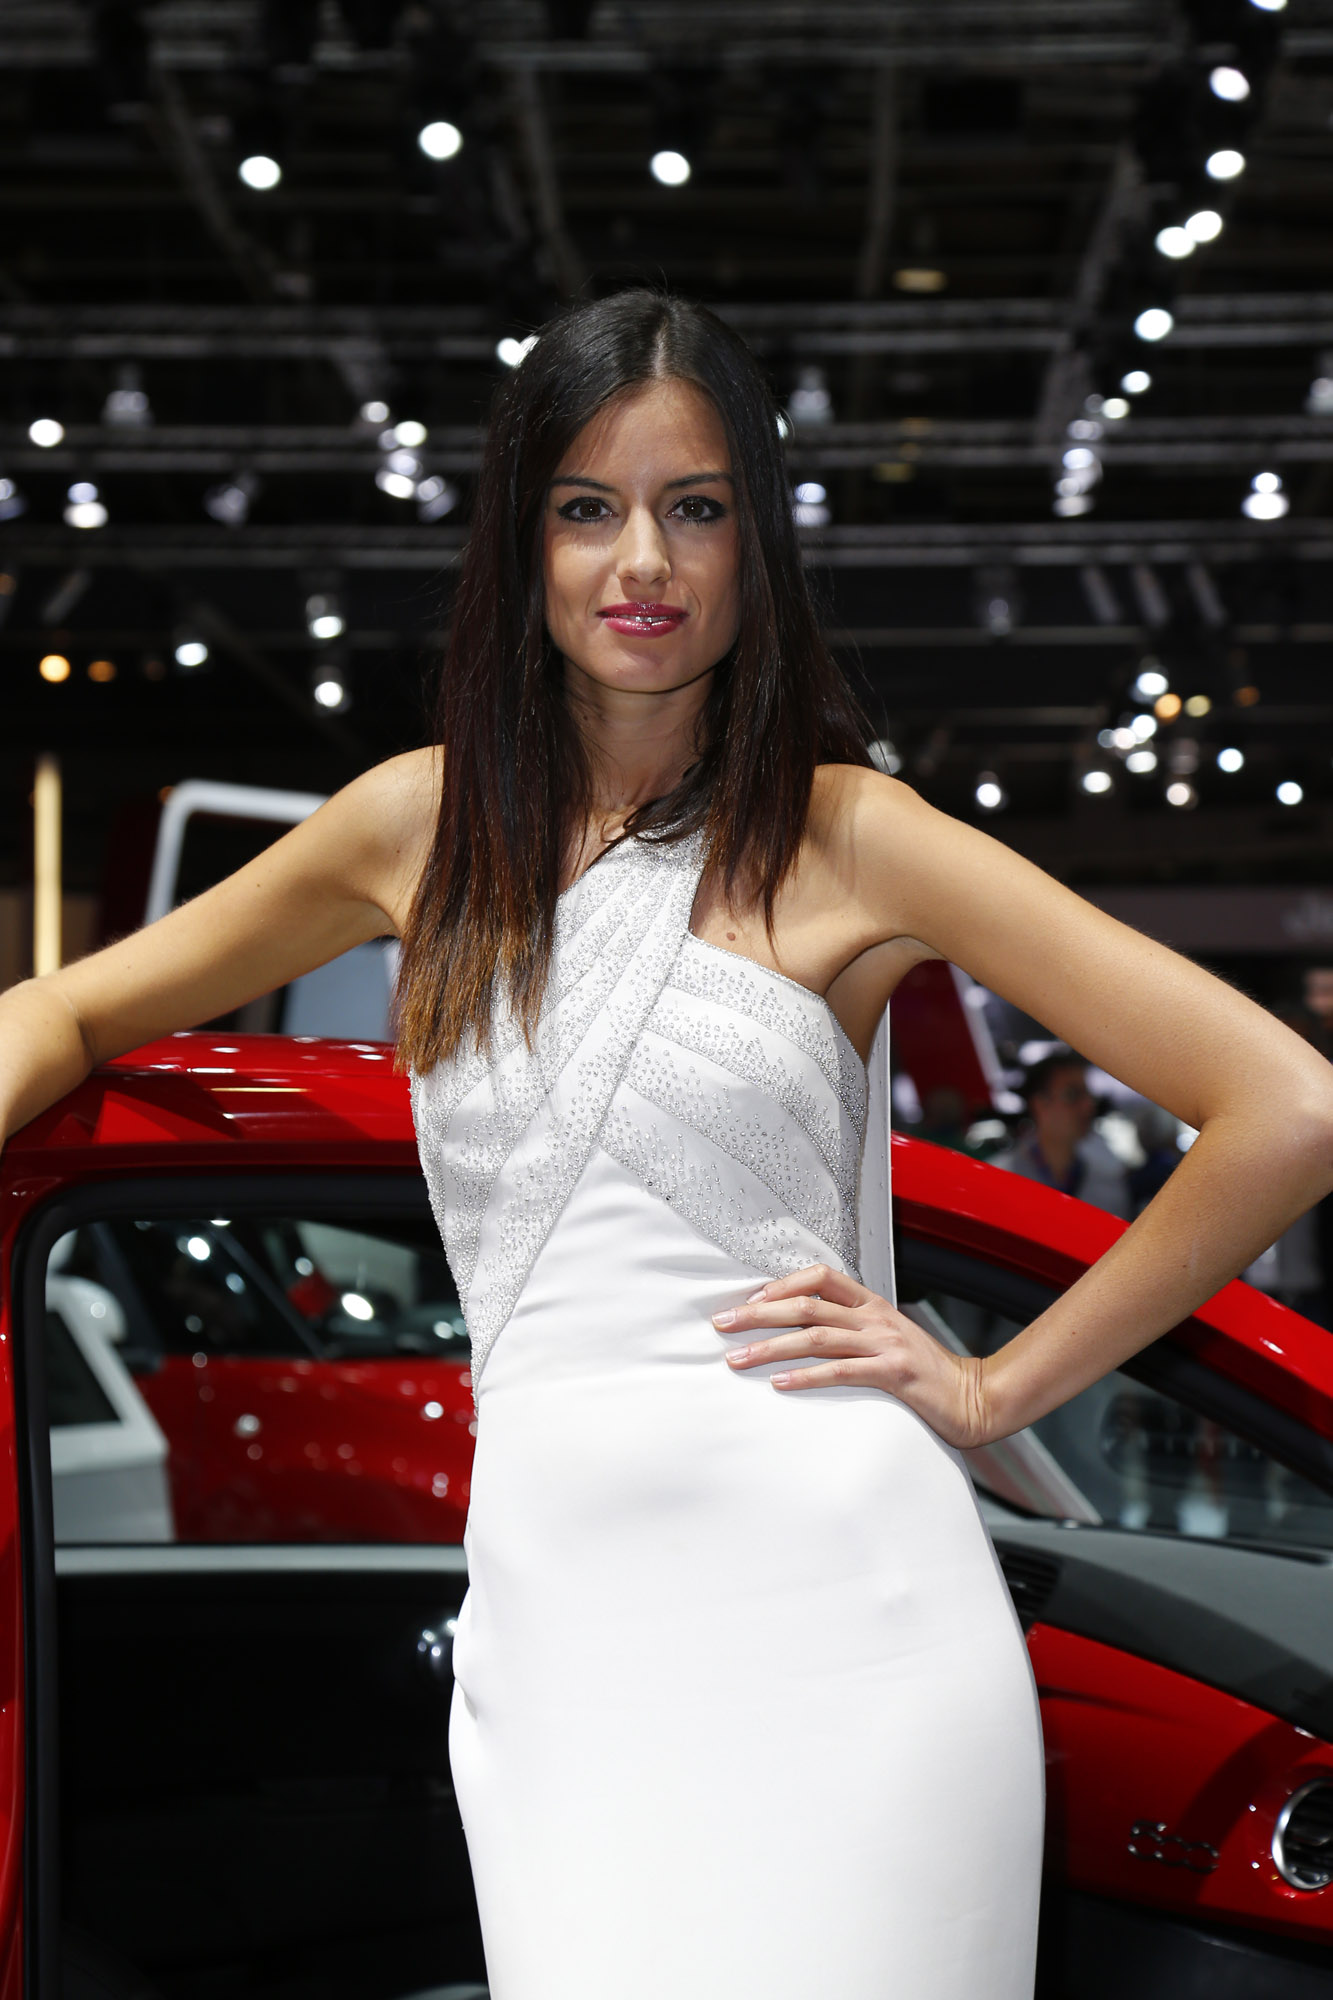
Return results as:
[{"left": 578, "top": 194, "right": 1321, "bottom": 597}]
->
[{"left": 554, "top": 377, "right": 729, "bottom": 475}]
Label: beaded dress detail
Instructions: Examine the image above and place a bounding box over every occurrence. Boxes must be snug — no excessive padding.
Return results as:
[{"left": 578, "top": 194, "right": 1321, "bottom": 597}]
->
[{"left": 407, "top": 827, "right": 1044, "bottom": 2000}]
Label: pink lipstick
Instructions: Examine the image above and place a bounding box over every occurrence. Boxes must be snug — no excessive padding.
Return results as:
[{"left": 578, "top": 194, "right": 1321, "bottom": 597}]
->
[{"left": 598, "top": 602, "right": 687, "bottom": 638}]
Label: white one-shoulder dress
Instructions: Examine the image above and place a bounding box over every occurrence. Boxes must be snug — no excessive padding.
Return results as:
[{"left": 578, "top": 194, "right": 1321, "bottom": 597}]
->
[{"left": 409, "top": 827, "right": 1043, "bottom": 2000}]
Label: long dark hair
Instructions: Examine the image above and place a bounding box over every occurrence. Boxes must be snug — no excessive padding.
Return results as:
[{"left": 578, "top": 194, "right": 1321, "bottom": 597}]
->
[{"left": 394, "top": 287, "right": 875, "bottom": 1073}]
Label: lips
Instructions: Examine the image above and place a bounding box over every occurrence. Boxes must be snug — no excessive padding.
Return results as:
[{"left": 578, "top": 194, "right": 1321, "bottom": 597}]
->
[{"left": 598, "top": 602, "right": 688, "bottom": 638}]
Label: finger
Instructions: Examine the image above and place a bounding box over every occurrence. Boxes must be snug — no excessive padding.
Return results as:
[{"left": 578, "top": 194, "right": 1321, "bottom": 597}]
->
[
  {"left": 715, "top": 1296, "right": 865, "bottom": 1342},
  {"left": 743, "top": 1263, "right": 869, "bottom": 1310},
  {"left": 726, "top": 1325, "right": 883, "bottom": 1375},
  {"left": 770, "top": 1359, "right": 869, "bottom": 1391}
]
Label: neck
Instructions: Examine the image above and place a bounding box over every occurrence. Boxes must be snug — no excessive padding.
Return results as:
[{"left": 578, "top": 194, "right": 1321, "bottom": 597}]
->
[{"left": 562, "top": 655, "right": 712, "bottom": 819}]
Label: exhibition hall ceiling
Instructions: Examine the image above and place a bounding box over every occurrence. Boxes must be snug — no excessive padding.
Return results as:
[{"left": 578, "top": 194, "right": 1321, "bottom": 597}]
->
[{"left": 3, "top": 0, "right": 1333, "bottom": 884}]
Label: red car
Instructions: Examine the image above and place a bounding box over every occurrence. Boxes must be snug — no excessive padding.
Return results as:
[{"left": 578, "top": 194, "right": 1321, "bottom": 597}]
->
[{"left": 1, "top": 1033, "right": 1332, "bottom": 1999}]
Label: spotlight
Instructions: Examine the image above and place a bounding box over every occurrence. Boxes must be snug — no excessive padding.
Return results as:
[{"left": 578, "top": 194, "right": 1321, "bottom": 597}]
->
[
  {"left": 1165, "top": 780, "right": 1197, "bottom": 808},
  {"left": 496, "top": 334, "right": 537, "bottom": 368},
  {"left": 312, "top": 664, "right": 350, "bottom": 712},
  {"left": 1205, "top": 149, "right": 1245, "bottom": 181},
  {"left": 203, "top": 470, "right": 259, "bottom": 525},
  {"left": 64, "top": 481, "right": 107, "bottom": 529},
  {"left": 975, "top": 774, "right": 1007, "bottom": 812},
  {"left": 1132, "top": 665, "right": 1168, "bottom": 700},
  {"left": 1130, "top": 713, "right": 1158, "bottom": 740},
  {"left": 1155, "top": 225, "right": 1194, "bottom": 259},
  {"left": 1276, "top": 780, "right": 1303, "bottom": 805},
  {"left": 102, "top": 364, "right": 151, "bottom": 428},
  {"left": 305, "top": 591, "right": 345, "bottom": 641},
  {"left": 1154, "top": 692, "right": 1183, "bottom": 721},
  {"left": 416, "top": 475, "right": 458, "bottom": 523},
  {"left": 239, "top": 154, "right": 282, "bottom": 190},
  {"left": 1126, "top": 749, "right": 1158, "bottom": 774},
  {"left": 1081, "top": 769, "right": 1113, "bottom": 795},
  {"left": 417, "top": 120, "right": 463, "bottom": 161},
  {"left": 39, "top": 653, "right": 71, "bottom": 683},
  {"left": 1209, "top": 66, "right": 1251, "bottom": 102},
  {"left": 1248, "top": 0, "right": 1286, "bottom": 9},
  {"left": 391, "top": 419, "right": 428, "bottom": 448},
  {"left": 1306, "top": 376, "right": 1333, "bottom": 416},
  {"left": 1121, "top": 369, "right": 1151, "bottom": 394},
  {"left": 1242, "top": 471, "right": 1289, "bottom": 519},
  {"left": 793, "top": 482, "right": 830, "bottom": 527},
  {"left": 375, "top": 468, "right": 417, "bottom": 500},
  {"left": 29, "top": 418, "right": 64, "bottom": 448},
  {"left": 788, "top": 366, "right": 833, "bottom": 426},
  {"left": 359, "top": 400, "right": 390, "bottom": 425},
  {"left": 1101, "top": 397, "right": 1130, "bottom": 420},
  {"left": 174, "top": 634, "right": 209, "bottom": 669},
  {"left": 0, "top": 477, "right": 27, "bottom": 521},
  {"left": 1185, "top": 694, "right": 1212, "bottom": 717},
  {"left": 1134, "top": 307, "right": 1174, "bottom": 342},
  {"left": 1217, "top": 746, "right": 1244, "bottom": 772},
  {"left": 1185, "top": 209, "right": 1223, "bottom": 243},
  {"left": 1053, "top": 494, "right": 1094, "bottom": 517},
  {"left": 649, "top": 149, "right": 691, "bottom": 185},
  {"left": 88, "top": 658, "right": 116, "bottom": 683}
]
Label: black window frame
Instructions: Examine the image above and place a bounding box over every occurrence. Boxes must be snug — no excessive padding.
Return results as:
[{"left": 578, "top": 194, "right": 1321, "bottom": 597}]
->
[
  {"left": 10, "top": 1169, "right": 438, "bottom": 2000},
  {"left": 898, "top": 1234, "right": 1333, "bottom": 1501}
]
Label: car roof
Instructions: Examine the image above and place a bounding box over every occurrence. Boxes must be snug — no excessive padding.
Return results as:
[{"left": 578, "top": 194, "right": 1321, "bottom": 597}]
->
[{"left": 8, "top": 1031, "right": 1333, "bottom": 1431}]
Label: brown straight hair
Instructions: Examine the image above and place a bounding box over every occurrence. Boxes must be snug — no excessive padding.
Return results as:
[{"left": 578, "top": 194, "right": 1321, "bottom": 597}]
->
[{"left": 394, "top": 288, "right": 876, "bottom": 1075}]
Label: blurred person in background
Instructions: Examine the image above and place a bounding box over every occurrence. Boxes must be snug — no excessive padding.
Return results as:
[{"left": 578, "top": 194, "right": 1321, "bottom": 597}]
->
[{"left": 992, "top": 1049, "right": 1131, "bottom": 1219}]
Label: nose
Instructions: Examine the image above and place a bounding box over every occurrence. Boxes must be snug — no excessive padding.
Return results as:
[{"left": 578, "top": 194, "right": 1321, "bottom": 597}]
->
[{"left": 615, "top": 503, "right": 671, "bottom": 589}]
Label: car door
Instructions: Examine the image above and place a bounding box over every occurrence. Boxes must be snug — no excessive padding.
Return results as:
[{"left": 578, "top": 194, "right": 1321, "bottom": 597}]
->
[{"left": 13, "top": 1172, "right": 487, "bottom": 2000}]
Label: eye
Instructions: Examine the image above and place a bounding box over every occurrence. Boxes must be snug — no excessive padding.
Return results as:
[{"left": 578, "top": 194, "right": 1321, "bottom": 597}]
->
[
  {"left": 556, "top": 495, "right": 613, "bottom": 523},
  {"left": 671, "top": 494, "right": 727, "bottom": 525}
]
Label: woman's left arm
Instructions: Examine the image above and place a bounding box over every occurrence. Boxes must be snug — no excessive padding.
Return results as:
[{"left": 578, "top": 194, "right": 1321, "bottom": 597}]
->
[{"left": 722, "top": 770, "right": 1333, "bottom": 1445}]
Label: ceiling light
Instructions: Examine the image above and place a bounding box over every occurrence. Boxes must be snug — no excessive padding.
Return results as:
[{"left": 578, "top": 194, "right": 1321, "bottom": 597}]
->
[
  {"left": 203, "top": 470, "right": 259, "bottom": 525},
  {"left": 416, "top": 475, "right": 458, "bottom": 523},
  {"left": 1121, "top": 369, "right": 1151, "bottom": 395},
  {"left": 1165, "top": 780, "right": 1197, "bottom": 807},
  {"left": 1062, "top": 446, "right": 1098, "bottom": 470},
  {"left": 1130, "top": 712, "right": 1158, "bottom": 740},
  {"left": 1154, "top": 692, "right": 1183, "bottom": 720},
  {"left": 789, "top": 366, "right": 833, "bottom": 425},
  {"left": 1133, "top": 666, "right": 1168, "bottom": 699},
  {"left": 1236, "top": 684, "right": 1261, "bottom": 705},
  {"left": 305, "top": 591, "right": 344, "bottom": 641},
  {"left": 975, "top": 774, "right": 1007, "bottom": 811},
  {"left": 1253, "top": 470, "right": 1282, "bottom": 493},
  {"left": 1185, "top": 694, "right": 1212, "bottom": 717},
  {"left": 1155, "top": 225, "right": 1194, "bottom": 259},
  {"left": 174, "top": 636, "right": 209, "bottom": 669},
  {"left": 88, "top": 658, "right": 116, "bottom": 682},
  {"left": 418, "top": 120, "right": 462, "bottom": 161},
  {"left": 496, "top": 334, "right": 538, "bottom": 368},
  {"left": 1126, "top": 748, "right": 1158, "bottom": 774},
  {"left": 313, "top": 671, "right": 349, "bottom": 711},
  {"left": 892, "top": 269, "right": 947, "bottom": 293},
  {"left": 1205, "top": 149, "right": 1245, "bottom": 181},
  {"left": 360, "top": 399, "right": 390, "bottom": 424},
  {"left": 1053, "top": 493, "right": 1095, "bottom": 517},
  {"left": 794, "top": 481, "right": 827, "bottom": 505},
  {"left": 39, "top": 653, "right": 71, "bottom": 683},
  {"left": 1134, "top": 307, "right": 1174, "bottom": 342},
  {"left": 28, "top": 418, "right": 64, "bottom": 448},
  {"left": 238, "top": 154, "right": 282, "bottom": 190},
  {"left": 1306, "top": 376, "right": 1333, "bottom": 415},
  {"left": 375, "top": 468, "right": 417, "bottom": 499},
  {"left": 1081, "top": 769, "right": 1113, "bottom": 795},
  {"left": 1209, "top": 66, "right": 1250, "bottom": 101},
  {"left": 63, "top": 481, "right": 107, "bottom": 529},
  {"left": 391, "top": 419, "right": 428, "bottom": 448},
  {"left": 102, "top": 367, "right": 151, "bottom": 427},
  {"left": 1248, "top": 0, "right": 1286, "bottom": 9},
  {"left": 1217, "top": 746, "right": 1244, "bottom": 772},
  {"left": 649, "top": 149, "right": 691, "bottom": 186},
  {"left": 1276, "top": 780, "right": 1303, "bottom": 805},
  {"left": 0, "top": 477, "right": 26, "bottom": 521},
  {"left": 1185, "top": 209, "right": 1223, "bottom": 243},
  {"left": 1067, "top": 418, "right": 1102, "bottom": 441},
  {"left": 1100, "top": 396, "right": 1130, "bottom": 420},
  {"left": 1243, "top": 471, "right": 1289, "bottom": 519}
]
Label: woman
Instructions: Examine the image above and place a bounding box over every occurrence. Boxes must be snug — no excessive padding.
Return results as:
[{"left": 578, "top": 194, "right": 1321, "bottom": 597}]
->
[{"left": 3, "top": 289, "right": 1332, "bottom": 1998}]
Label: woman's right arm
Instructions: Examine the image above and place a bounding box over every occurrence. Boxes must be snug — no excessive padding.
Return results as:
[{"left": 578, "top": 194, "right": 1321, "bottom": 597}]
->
[{"left": 0, "top": 747, "right": 438, "bottom": 1146}]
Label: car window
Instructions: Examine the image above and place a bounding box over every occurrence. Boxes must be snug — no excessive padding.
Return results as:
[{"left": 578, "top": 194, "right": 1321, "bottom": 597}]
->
[
  {"left": 40, "top": 1193, "right": 472, "bottom": 1547},
  {"left": 901, "top": 1242, "right": 1333, "bottom": 1554}
]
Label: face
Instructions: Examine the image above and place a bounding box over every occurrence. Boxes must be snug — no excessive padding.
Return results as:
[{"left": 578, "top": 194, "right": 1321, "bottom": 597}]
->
[
  {"left": 542, "top": 377, "right": 742, "bottom": 710},
  {"left": 1031, "top": 1065, "right": 1096, "bottom": 1145}
]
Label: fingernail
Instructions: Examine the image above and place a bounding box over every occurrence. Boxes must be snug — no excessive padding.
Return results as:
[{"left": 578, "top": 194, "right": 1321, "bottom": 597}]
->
[
  {"left": 713, "top": 1309, "right": 736, "bottom": 1326},
  {"left": 726, "top": 1346, "right": 750, "bottom": 1365},
  {"left": 771, "top": 1372, "right": 791, "bottom": 1387},
  {"left": 746, "top": 1286, "right": 767, "bottom": 1302}
]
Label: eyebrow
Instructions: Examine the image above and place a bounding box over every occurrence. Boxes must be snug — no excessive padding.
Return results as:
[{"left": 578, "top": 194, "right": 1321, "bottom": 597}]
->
[{"left": 549, "top": 471, "right": 734, "bottom": 493}]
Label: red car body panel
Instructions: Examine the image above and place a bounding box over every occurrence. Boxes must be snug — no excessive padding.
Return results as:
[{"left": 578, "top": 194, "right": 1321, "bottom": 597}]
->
[{"left": 3, "top": 1031, "right": 1333, "bottom": 1974}]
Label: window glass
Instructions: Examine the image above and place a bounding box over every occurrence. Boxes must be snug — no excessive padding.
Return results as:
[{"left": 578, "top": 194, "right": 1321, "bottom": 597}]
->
[
  {"left": 43, "top": 1205, "right": 472, "bottom": 1547},
  {"left": 914, "top": 1279, "right": 1333, "bottom": 1553}
]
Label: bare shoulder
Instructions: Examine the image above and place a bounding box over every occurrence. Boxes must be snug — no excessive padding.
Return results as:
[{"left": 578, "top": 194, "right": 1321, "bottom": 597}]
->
[{"left": 329, "top": 746, "right": 441, "bottom": 932}]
